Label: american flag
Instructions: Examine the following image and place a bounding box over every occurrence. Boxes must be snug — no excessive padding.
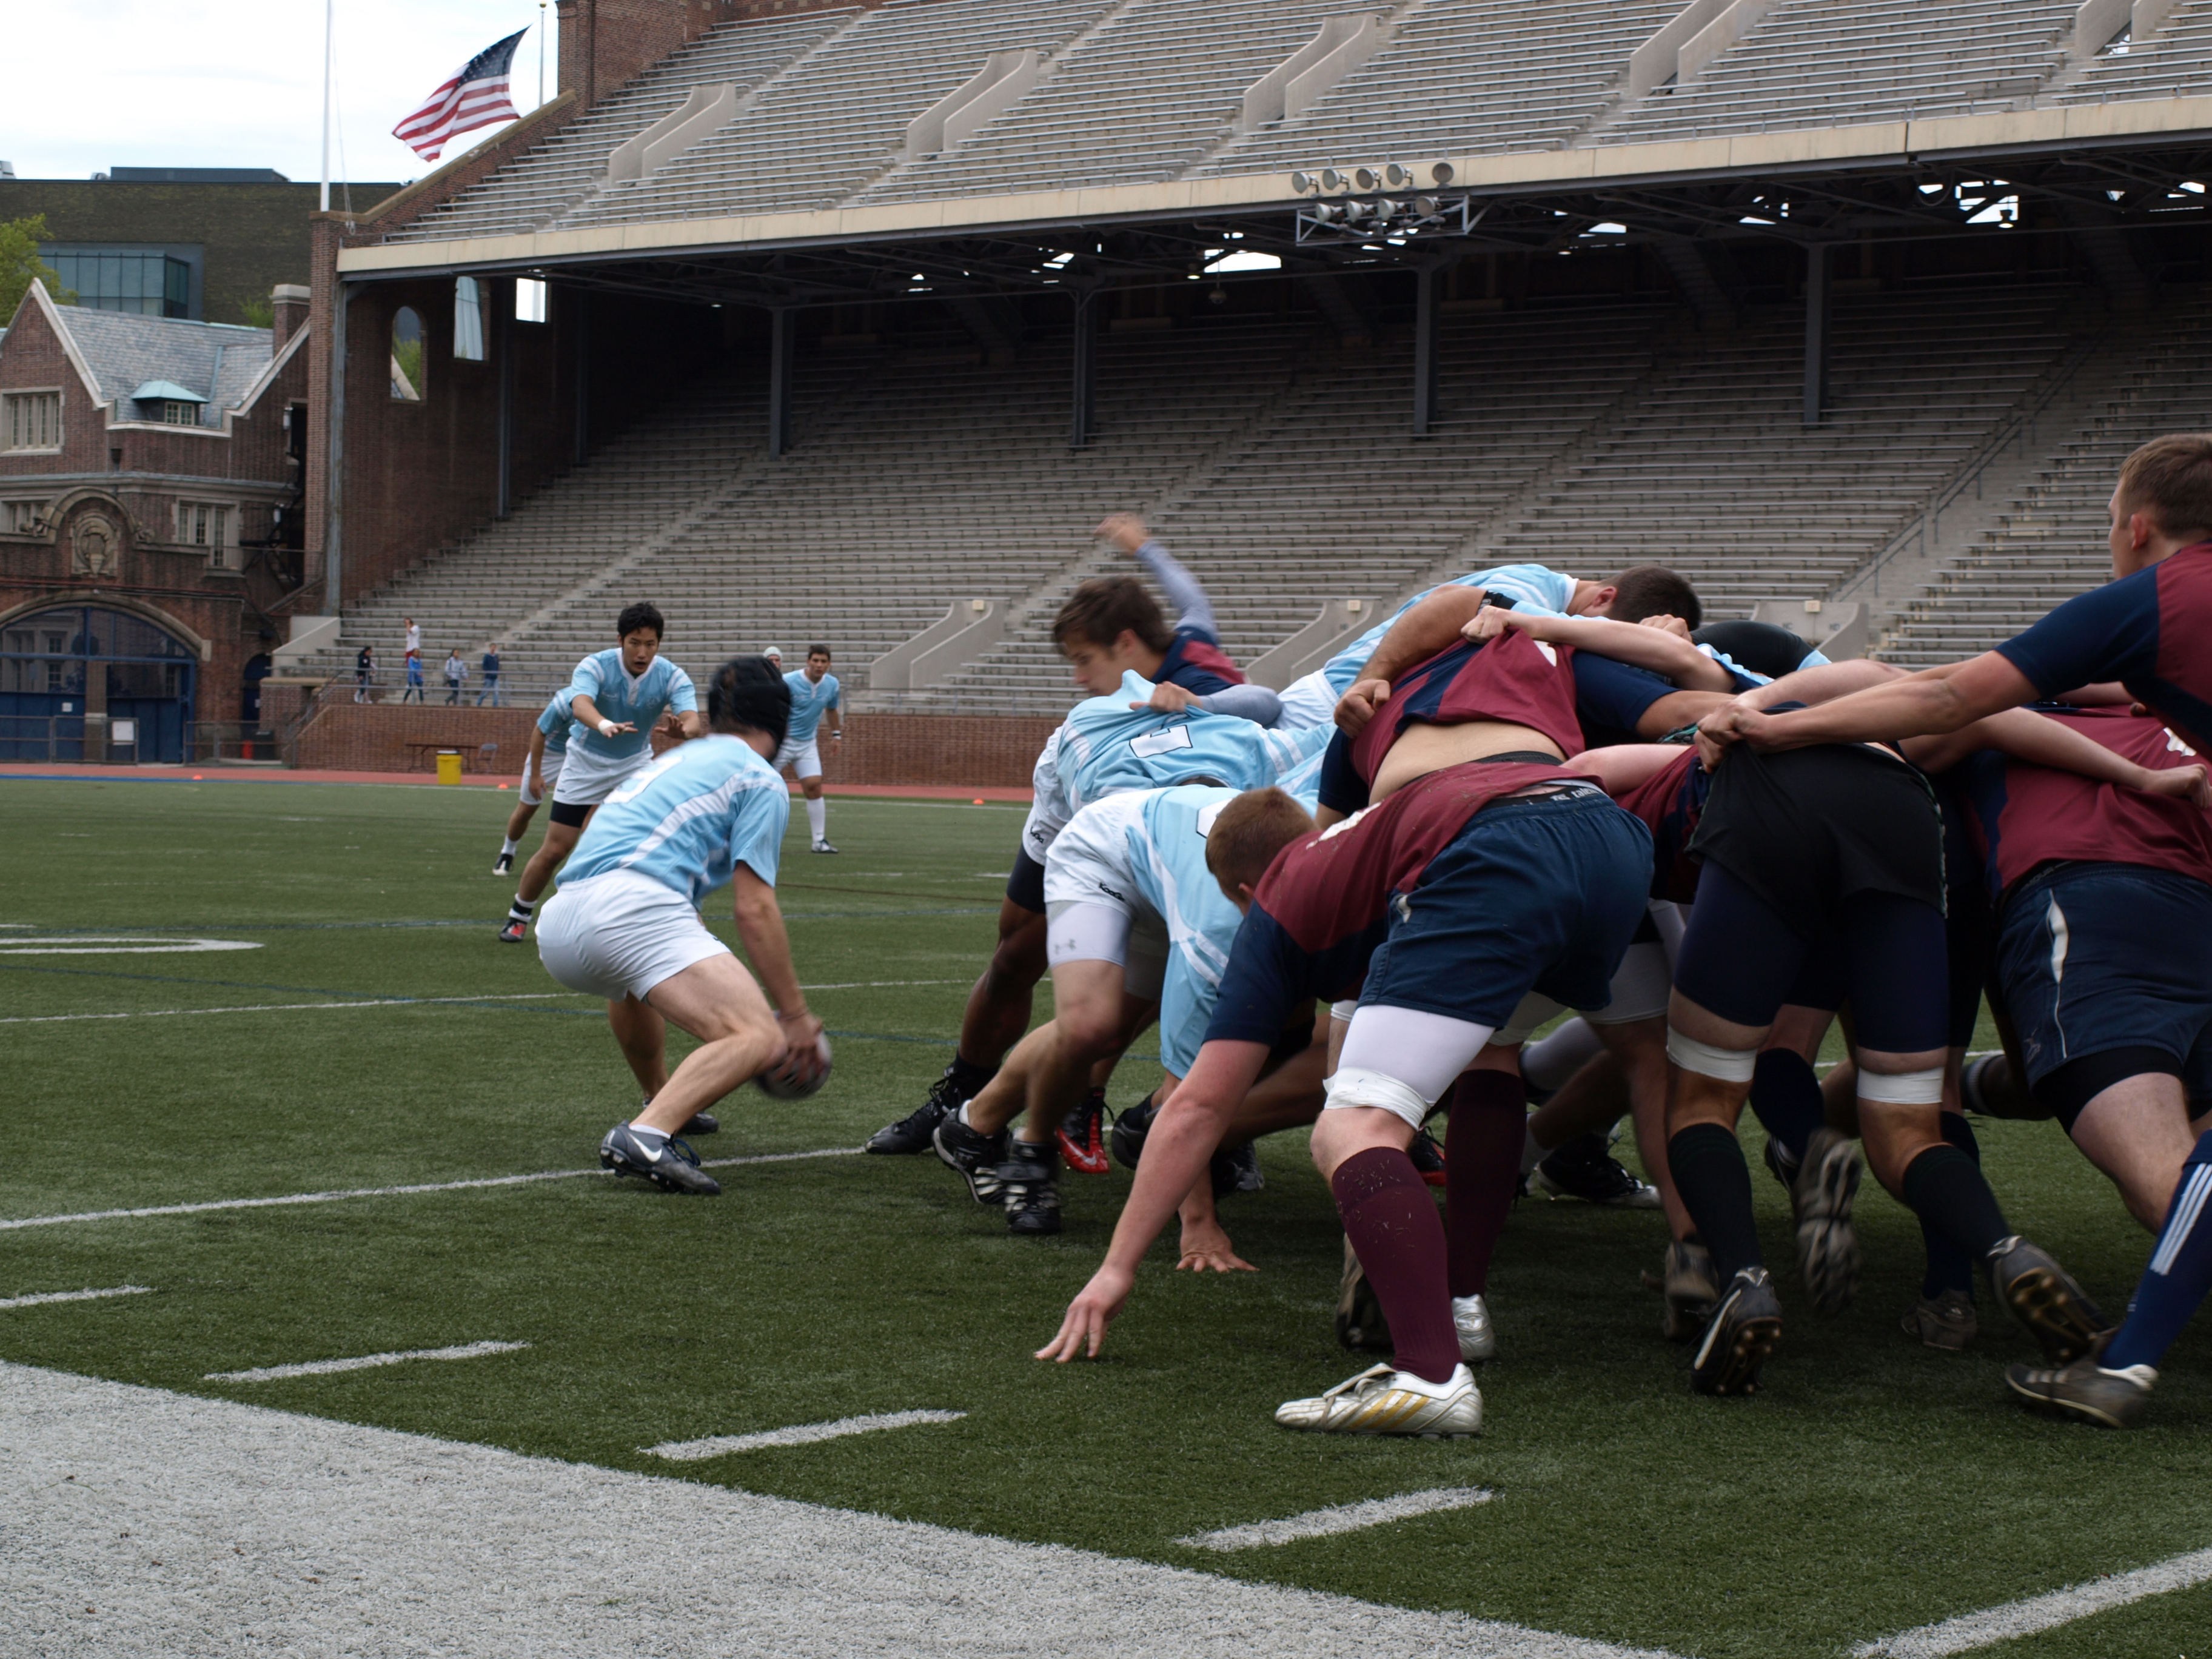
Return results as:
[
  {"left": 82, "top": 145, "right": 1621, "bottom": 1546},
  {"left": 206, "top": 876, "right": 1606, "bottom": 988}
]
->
[{"left": 392, "top": 28, "right": 528, "bottom": 162}]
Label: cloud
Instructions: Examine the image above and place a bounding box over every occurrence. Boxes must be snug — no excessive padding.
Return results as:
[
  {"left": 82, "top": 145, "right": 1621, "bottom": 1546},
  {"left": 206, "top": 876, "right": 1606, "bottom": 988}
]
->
[{"left": 4, "top": 1, "right": 557, "bottom": 186}]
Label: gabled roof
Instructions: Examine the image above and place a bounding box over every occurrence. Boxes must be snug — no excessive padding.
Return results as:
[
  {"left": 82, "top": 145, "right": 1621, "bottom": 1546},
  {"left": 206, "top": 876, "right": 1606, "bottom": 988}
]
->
[
  {"left": 55, "top": 306, "right": 273, "bottom": 422},
  {"left": 131, "top": 379, "right": 207, "bottom": 404}
]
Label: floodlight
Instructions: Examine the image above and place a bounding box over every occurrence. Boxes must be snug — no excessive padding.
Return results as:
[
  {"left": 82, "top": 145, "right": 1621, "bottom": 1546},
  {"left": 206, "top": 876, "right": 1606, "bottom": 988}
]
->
[
  {"left": 1430, "top": 163, "right": 1455, "bottom": 186},
  {"left": 1413, "top": 196, "right": 1441, "bottom": 218},
  {"left": 1319, "top": 169, "right": 1347, "bottom": 193},
  {"left": 1289, "top": 171, "right": 1316, "bottom": 194},
  {"left": 1354, "top": 167, "right": 1381, "bottom": 192},
  {"left": 1384, "top": 164, "right": 1414, "bottom": 189}
]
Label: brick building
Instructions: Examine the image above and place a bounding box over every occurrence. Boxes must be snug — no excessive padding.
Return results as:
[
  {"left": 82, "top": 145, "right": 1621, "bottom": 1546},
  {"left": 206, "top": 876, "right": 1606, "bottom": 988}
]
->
[{"left": 0, "top": 281, "right": 311, "bottom": 760}]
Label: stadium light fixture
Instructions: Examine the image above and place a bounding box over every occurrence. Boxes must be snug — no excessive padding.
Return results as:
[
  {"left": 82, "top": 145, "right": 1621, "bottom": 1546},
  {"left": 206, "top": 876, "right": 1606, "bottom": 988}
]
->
[
  {"left": 1319, "top": 169, "right": 1348, "bottom": 193},
  {"left": 1384, "top": 163, "right": 1414, "bottom": 189},
  {"left": 1430, "top": 163, "right": 1455, "bottom": 186},
  {"left": 1353, "top": 167, "right": 1382, "bottom": 192},
  {"left": 1289, "top": 172, "right": 1318, "bottom": 195}
]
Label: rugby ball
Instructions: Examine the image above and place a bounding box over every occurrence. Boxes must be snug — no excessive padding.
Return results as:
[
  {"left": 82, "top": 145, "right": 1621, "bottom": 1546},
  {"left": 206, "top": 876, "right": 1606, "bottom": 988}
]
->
[{"left": 756, "top": 1030, "right": 833, "bottom": 1099}]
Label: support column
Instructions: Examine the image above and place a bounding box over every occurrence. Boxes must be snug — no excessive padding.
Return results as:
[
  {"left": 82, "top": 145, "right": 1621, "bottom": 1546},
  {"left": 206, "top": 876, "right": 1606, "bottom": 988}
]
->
[
  {"left": 768, "top": 307, "right": 796, "bottom": 458},
  {"left": 321, "top": 279, "right": 348, "bottom": 615},
  {"left": 1070, "top": 289, "right": 1098, "bottom": 449},
  {"left": 1802, "top": 242, "right": 1829, "bottom": 427},
  {"left": 1412, "top": 263, "right": 1441, "bottom": 437},
  {"left": 497, "top": 284, "right": 514, "bottom": 518},
  {"left": 572, "top": 289, "right": 590, "bottom": 466}
]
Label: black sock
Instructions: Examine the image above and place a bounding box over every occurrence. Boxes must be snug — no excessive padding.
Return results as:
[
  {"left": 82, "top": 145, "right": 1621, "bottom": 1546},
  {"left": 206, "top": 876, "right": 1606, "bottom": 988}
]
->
[
  {"left": 1899, "top": 1143, "right": 2009, "bottom": 1262},
  {"left": 1748, "top": 1050, "right": 1825, "bottom": 1173},
  {"left": 507, "top": 896, "right": 535, "bottom": 923},
  {"left": 1919, "top": 1114, "right": 1981, "bottom": 1301},
  {"left": 947, "top": 1054, "right": 996, "bottom": 1098},
  {"left": 1667, "top": 1124, "right": 1765, "bottom": 1282}
]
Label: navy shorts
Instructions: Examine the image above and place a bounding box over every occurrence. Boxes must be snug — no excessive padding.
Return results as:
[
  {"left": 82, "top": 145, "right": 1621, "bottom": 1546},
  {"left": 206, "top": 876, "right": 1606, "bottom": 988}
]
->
[
  {"left": 1005, "top": 848, "right": 1047, "bottom": 914},
  {"left": 1996, "top": 863, "right": 2212, "bottom": 1110},
  {"left": 1359, "top": 788, "right": 1653, "bottom": 1030}
]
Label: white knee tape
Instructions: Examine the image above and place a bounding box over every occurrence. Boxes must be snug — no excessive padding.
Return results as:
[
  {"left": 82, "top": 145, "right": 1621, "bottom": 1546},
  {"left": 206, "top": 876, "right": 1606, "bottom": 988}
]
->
[
  {"left": 1666, "top": 1029, "right": 1758, "bottom": 1084},
  {"left": 1329, "top": 999, "right": 1361, "bottom": 1024},
  {"left": 1323, "top": 1066, "right": 1435, "bottom": 1128},
  {"left": 1858, "top": 1066, "right": 1946, "bottom": 1105}
]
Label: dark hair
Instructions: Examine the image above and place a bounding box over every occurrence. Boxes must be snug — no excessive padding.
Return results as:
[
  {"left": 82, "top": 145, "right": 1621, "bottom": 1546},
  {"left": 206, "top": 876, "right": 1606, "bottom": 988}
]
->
[
  {"left": 2116, "top": 434, "right": 2212, "bottom": 542},
  {"left": 1691, "top": 619, "right": 1811, "bottom": 680},
  {"left": 1053, "top": 576, "right": 1173, "bottom": 655},
  {"left": 706, "top": 654, "right": 791, "bottom": 751},
  {"left": 806, "top": 643, "right": 833, "bottom": 660},
  {"left": 1605, "top": 566, "right": 1702, "bottom": 631},
  {"left": 1204, "top": 787, "right": 1315, "bottom": 898},
  {"left": 616, "top": 602, "right": 666, "bottom": 641}
]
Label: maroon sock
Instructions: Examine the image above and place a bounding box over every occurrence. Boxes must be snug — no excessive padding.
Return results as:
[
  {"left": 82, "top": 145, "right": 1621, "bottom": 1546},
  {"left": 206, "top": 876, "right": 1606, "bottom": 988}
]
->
[
  {"left": 1445, "top": 1070, "right": 1526, "bottom": 1299},
  {"left": 1331, "top": 1145, "right": 1459, "bottom": 1385}
]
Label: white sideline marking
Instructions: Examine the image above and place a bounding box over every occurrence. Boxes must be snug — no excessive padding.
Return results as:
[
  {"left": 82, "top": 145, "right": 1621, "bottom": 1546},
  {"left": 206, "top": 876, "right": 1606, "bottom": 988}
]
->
[
  {"left": 1853, "top": 1546, "right": 2212, "bottom": 1656},
  {"left": 0, "top": 1284, "right": 153, "bottom": 1311},
  {"left": 0, "top": 993, "right": 574, "bottom": 1025},
  {"left": 0, "top": 1147, "right": 863, "bottom": 1232},
  {"left": 799, "top": 978, "right": 964, "bottom": 991},
  {"left": 647, "top": 1409, "right": 967, "bottom": 1461},
  {"left": 1178, "top": 1487, "right": 1495, "bottom": 1552},
  {"left": 207, "top": 1339, "right": 529, "bottom": 1383},
  {"left": 0, "top": 936, "right": 262, "bottom": 954}
]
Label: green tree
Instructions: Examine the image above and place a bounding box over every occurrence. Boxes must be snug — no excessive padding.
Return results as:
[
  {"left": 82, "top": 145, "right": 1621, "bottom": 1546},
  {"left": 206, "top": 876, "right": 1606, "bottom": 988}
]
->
[
  {"left": 0, "top": 215, "right": 72, "bottom": 323},
  {"left": 240, "top": 296, "right": 276, "bottom": 329}
]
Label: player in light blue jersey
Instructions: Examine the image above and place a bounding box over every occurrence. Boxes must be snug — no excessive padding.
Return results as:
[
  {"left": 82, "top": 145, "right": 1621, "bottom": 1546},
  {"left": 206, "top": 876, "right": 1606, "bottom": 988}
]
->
[
  {"left": 535, "top": 655, "right": 823, "bottom": 1198},
  {"left": 1054, "top": 671, "right": 1332, "bottom": 814},
  {"left": 503, "top": 603, "right": 701, "bottom": 943},
  {"left": 772, "top": 643, "right": 844, "bottom": 854},
  {"left": 492, "top": 689, "right": 578, "bottom": 877}
]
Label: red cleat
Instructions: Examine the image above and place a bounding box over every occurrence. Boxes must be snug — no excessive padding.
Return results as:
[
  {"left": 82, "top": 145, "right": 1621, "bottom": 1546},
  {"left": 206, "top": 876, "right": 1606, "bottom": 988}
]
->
[{"left": 1055, "top": 1088, "right": 1112, "bottom": 1175}]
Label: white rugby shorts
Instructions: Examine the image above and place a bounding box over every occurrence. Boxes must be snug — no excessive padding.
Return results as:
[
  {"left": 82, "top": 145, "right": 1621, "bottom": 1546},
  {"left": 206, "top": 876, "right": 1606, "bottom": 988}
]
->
[
  {"left": 537, "top": 869, "right": 730, "bottom": 1002},
  {"left": 1276, "top": 669, "right": 1340, "bottom": 732},
  {"left": 519, "top": 747, "right": 565, "bottom": 806},
  {"left": 773, "top": 734, "right": 823, "bottom": 778},
  {"left": 551, "top": 743, "right": 648, "bottom": 808},
  {"left": 1042, "top": 791, "right": 1167, "bottom": 999}
]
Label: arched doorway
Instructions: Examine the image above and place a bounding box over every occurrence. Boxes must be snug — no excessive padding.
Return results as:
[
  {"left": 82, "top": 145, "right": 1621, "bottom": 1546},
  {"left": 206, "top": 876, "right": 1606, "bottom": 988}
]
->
[{"left": 0, "top": 605, "right": 198, "bottom": 762}]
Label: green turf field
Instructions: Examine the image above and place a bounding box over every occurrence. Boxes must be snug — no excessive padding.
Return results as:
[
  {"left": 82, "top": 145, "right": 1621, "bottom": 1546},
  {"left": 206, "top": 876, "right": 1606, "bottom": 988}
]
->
[{"left": 4, "top": 776, "right": 2210, "bottom": 1658}]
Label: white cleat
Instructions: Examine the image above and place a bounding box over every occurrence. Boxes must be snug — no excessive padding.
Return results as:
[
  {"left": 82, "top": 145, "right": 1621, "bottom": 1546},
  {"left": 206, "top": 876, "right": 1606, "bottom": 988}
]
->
[
  {"left": 1275, "top": 1362, "right": 1482, "bottom": 1438},
  {"left": 1452, "top": 1293, "right": 1496, "bottom": 1363}
]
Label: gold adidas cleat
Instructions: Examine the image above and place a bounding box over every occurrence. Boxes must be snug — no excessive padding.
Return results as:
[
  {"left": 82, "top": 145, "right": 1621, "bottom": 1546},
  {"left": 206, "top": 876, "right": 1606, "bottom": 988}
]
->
[{"left": 1274, "top": 1362, "right": 1482, "bottom": 1438}]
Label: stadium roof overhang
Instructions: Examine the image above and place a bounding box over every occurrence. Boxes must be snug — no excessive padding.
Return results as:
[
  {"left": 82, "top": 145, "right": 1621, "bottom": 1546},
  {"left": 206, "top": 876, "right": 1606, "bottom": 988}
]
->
[{"left": 334, "top": 99, "right": 2212, "bottom": 309}]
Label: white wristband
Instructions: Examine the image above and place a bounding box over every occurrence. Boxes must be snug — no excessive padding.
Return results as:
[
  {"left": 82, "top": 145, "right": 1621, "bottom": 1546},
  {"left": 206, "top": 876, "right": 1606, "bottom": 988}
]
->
[{"left": 597, "top": 719, "right": 617, "bottom": 739}]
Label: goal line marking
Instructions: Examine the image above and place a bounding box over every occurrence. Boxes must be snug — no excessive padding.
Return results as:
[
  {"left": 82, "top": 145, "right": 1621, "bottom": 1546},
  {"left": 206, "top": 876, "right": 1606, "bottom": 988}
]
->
[
  {"left": 207, "top": 1340, "right": 530, "bottom": 1383},
  {"left": 0, "top": 1148, "right": 864, "bottom": 1232},
  {"left": 646, "top": 1409, "right": 967, "bottom": 1461},
  {"left": 0, "top": 1284, "right": 155, "bottom": 1311},
  {"left": 1853, "top": 1544, "right": 2212, "bottom": 1656},
  {"left": 1176, "top": 1487, "right": 1494, "bottom": 1552}
]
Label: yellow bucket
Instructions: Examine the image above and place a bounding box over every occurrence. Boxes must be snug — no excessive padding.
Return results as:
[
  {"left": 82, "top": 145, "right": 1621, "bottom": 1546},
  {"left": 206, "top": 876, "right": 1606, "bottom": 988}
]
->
[{"left": 435, "top": 749, "right": 463, "bottom": 785}]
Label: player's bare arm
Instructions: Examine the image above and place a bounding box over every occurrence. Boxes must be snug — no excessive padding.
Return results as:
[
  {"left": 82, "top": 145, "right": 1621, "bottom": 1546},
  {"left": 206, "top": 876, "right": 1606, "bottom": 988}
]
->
[
  {"left": 569, "top": 692, "right": 635, "bottom": 737},
  {"left": 1465, "top": 605, "right": 1737, "bottom": 691},
  {"left": 1706, "top": 651, "right": 2039, "bottom": 755},
  {"left": 1903, "top": 706, "right": 2212, "bottom": 808},
  {"left": 730, "top": 866, "right": 824, "bottom": 1059}
]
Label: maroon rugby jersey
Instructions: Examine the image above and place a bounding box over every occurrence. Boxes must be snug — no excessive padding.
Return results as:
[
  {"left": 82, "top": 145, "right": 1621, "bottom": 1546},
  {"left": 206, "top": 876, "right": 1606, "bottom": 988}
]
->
[
  {"left": 1609, "top": 747, "right": 1711, "bottom": 903},
  {"left": 1204, "top": 759, "right": 1593, "bottom": 1043},
  {"left": 1954, "top": 706, "right": 2212, "bottom": 902},
  {"left": 1349, "top": 629, "right": 1587, "bottom": 786},
  {"left": 1997, "top": 542, "right": 2212, "bottom": 750}
]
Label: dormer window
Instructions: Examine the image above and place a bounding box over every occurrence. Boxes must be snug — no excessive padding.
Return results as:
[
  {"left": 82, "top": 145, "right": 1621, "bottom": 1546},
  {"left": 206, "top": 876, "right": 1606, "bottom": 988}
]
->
[
  {"left": 161, "top": 401, "right": 198, "bottom": 426},
  {"left": 132, "top": 380, "right": 206, "bottom": 427}
]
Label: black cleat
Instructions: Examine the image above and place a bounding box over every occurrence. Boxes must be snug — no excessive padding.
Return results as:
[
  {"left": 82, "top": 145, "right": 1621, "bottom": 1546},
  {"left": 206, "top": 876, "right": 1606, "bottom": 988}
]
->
[
  {"left": 2006, "top": 1355, "right": 2156, "bottom": 1428},
  {"left": 999, "top": 1141, "right": 1062, "bottom": 1236},
  {"left": 598, "top": 1124, "right": 720, "bottom": 1195},
  {"left": 867, "top": 1067, "right": 968, "bottom": 1155},
  {"left": 1691, "top": 1267, "right": 1782, "bottom": 1396},
  {"left": 1057, "top": 1086, "right": 1111, "bottom": 1175},
  {"left": 1902, "top": 1290, "right": 1977, "bottom": 1351},
  {"left": 1407, "top": 1126, "right": 1447, "bottom": 1187},
  {"left": 1533, "top": 1130, "right": 1660, "bottom": 1208},
  {"left": 931, "top": 1112, "right": 1010, "bottom": 1205},
  {"left": 1335, "top": 1235, "right": 1392, "bottom": 1353},
  {"left": 498, "top": 918, "right": 529, "bottom": 943},
  {"left": 1989, "top": 1236, "right": 2113, "bottom": 1363},
  {"left": 1762, "top": 1133, "right": 1801, "bottom": 1192},
  {"left": 1659, "top": 1238, "right": 1721, "bottom": 1343},
  {"left": 680, "top": 1111, "right": 719, "bottom": 1137},
  {"left": 1110, "top": 1098, "right": 1158, "bottom": 1171},
  {"left": 1792, "top": 1127, "right": 1863, "bottom": 1318},
  {"left": 492, "top": 851, "right": 514, "bottom": 876},
  {"left": 1210, "top": 1139, "right": 1264, "bottom": 1198}
]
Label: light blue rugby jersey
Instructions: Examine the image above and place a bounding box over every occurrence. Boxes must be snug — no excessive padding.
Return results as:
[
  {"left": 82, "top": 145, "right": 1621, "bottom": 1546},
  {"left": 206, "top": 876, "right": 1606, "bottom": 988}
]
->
[
  {"left": 1127, "top": 787, "right": 1247, "bottom": 1077},
  {"left": 561, "top": 736, "right": 789, "bottom": 908},
  {"left": 536, "top": 689, "right": 575, "bottom": 754},
  {"left": 1056, "top": 672, "right": 1332, "bottom": 812},
  {"left": 561, "top": 648, "right": 698, "bottom": 772},
  {"left": 782, "top": 669, "right": 841, "bottom": 744},
  {"left": 1319, "top": 563, "right": 1577, "bottom": 695}
]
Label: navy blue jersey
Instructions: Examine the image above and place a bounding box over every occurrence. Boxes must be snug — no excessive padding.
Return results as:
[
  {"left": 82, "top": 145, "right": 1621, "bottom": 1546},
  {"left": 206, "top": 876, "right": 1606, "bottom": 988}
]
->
[
  {"left": 1155, "top": 626, "right": 1244, "bottom": 695},
  {"left": 1996, "top": 543, "right": 2212, "bottom": 749}
]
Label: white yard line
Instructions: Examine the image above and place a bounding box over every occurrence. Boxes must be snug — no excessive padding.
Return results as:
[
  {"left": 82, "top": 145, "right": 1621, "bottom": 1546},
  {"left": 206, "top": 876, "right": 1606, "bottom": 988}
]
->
[
  {"left": 0, "top": 1285, "right": 153, "bottom": 1312},
  {"left": 646, "top": 1410, "right": 967, "bottom": 1462},
  {"left": 799, "top": 979, "right": 964, "bottom": 991},
  {"left": 207, "top": 1340, "right": 530, "bottom": 1384},
  {"left": 1852, "top": 1546, "right": 2212, "bottom": 1657},
  {"left": 0, "top": 1147, "right": 863, "bottom": 1232},
  {"left": 1177, "top": 1487, "right": 1495, "bottom": 1552},
  {"left": 0, "top": 993, "right": 575, "bottom": 1025},
  {"left": 0, "top": 937, "right": 263, "bottom": 954}
]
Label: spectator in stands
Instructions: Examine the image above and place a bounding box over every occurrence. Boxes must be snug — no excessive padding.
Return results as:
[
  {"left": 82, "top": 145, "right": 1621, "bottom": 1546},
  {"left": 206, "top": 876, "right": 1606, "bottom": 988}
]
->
[
  {"left": 478, "top": 641, "right": 503, "bottom": 706},
  {"left": 444, "top": 647, "right": 469, "bottom": 705},
  {"left": 401, "top": 617, "right": 425, "bottom": 704},
  {"left": 355, "top": 643, "right": 376, "bottom": 704}
]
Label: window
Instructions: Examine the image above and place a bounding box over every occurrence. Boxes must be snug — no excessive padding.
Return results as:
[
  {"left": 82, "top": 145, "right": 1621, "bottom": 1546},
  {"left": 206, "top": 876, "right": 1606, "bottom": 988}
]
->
[
  {"left": 454, "top": 277, "right": 486, "bottom": 361},
  {"left": 46, "top": 249, "right": 193, "bottom": 318},
  {"left": 4, "top": 390, "right": 61, "bottom": 451},
  {"left": 161, "top": 400, "right": 199, "bottom": 426},
  {"left": 514, "top": 277, "right": 548, "bottom": 324},
  {"left": 176, "top": 500, "right": 232, "bottom": 567},
  {"left": 391, "top": 306, "right": 426, "bottom": 401},
  {"left": 2, "top": 500, "right": 50, "bottom": 534}
]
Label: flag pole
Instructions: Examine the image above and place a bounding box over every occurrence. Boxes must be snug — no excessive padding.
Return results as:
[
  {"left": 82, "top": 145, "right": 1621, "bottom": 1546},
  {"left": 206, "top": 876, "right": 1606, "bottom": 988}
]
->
[
  {"left": 538, "top": 2, "right": 548, "bottom": 107},
  {"left": 320, "top": 0, "right": 334, "bottom": 210}
]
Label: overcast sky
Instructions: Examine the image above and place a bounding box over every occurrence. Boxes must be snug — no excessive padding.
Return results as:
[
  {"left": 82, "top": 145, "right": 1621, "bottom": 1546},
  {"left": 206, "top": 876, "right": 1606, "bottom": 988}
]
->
[{"left": 4, "top": 1, "right": 557, "bottom": 187}]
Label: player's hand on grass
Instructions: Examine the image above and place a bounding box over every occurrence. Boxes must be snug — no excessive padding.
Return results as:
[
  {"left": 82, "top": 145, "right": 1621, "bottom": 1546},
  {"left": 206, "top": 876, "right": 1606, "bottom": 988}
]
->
[
  {"left": 1136, "top": 682, "right": 1200, "bottom": 713},
  {"left": 1175, "top": 1217, "right": 1256, "bottom": 1276},
  {"left": 1036, "top": 1262, "right": 1136, "bottom": 1362},
  {"left": 1096, "top": 513, "right": 1149, "bottom": 554},
  {"left": 2140, "top": 760, "right": 2212, "bottom": 812},
  {"left": 1335, "top": 678, "right": 1391, "bottom": 735}
]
